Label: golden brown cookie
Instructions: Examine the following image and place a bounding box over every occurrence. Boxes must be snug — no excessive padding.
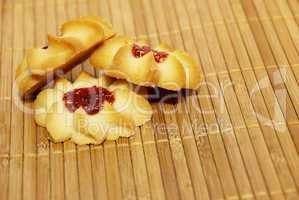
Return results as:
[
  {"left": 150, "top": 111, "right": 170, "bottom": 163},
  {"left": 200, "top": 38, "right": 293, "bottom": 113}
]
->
[
  {"left": 16, "top": 16, "right": 115, "bottom": 99},
  {"left": 34, "top": 72, "right": 152, "bottom": 145},
  {"left": 90, "top": 36, "right": 203, "bottom": 91}
]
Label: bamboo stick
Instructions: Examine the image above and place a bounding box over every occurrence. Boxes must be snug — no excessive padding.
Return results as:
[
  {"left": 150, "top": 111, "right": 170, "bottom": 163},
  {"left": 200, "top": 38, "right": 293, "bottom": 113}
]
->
[
  {"left": 107, "top": 0, "right": 138, "bottom": 199},
  {"left": 286, "top": 0, "right": 299, "bottom": 24},
  {"left": 75, "top": 1, "right": 96, "bottom": 200},
  {"left": 200, "top": 0, "right": 271, "bottom": 198},
  {"left": 34, "top": 0, "right": 51, "bottom": 199},
  {"left": 8, "top": 1, "right": 25, "bottom": 200},
  {"left": 142, "top": 0, "right": 201, "bottom": 199},
  {"left": 130, "top": 2, "right": 182, "bottom": 197},
  {"left": 87, "top": 1, "right": 109, "bottom": 199},
  {"left": 0, "top": 17, "right": 10, "bottom": 200},
  {"left": 228, "top": 0, "right": 299, "bottom": 198},
  {"left": 104, "top": 142, "right": 123, "bottom": 200},
  {"left": 53, "top": 1, "right": 81, "bottom": 200},
  {"left": 22, "top": 1, "right": 38, "bottom": 199},
  {"left": 262, "top": 0, "right": 299, "bottom": 150},
  {"left": 154, "top": 0, "right": 216, "bottom": 198},
  {"left": 242, "top": 0, "right": 299, "bottom": 192},
  {"left": 190, "top": 0, "right": 258, "bottom": 198},
  {"left": 118, "top": 0, "right": 153, "bottom": 198},
  {"left": 99, "top": 1, "right": 124, "bottom": 199},
  {"left": 46, "top": 1, "right": 66, "bottom": 199},
  {"left": 90, "top": 145, "right": 108, "bottom": 200}
]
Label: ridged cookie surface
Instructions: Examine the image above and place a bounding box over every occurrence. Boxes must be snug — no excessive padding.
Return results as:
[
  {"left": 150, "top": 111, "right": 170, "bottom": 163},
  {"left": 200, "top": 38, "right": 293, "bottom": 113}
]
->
[
  {"left": 90, "top": 36, "right": 203, "bottom": 91},
  {"left": 34, "top": 72, "right": 153, "bottom": 145},
  {"left": 16, "top": 16, "right": 115, "bottom": 99}
]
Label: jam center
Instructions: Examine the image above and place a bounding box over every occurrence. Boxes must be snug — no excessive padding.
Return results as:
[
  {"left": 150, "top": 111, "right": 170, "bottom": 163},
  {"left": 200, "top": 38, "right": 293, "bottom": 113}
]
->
[
  {"left": 63, "top": 86, "right": 115, "bottom": 115},
  {"left": 153, "top": 50, "right": 168, "bottom": 63},
  {"left": 131, "top": 44, "right": 168, "bottom": 63}
]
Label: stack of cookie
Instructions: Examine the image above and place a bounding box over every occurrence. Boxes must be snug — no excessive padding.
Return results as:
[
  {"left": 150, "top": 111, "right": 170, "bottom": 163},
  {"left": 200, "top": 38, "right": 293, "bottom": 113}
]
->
[{"left": 16, "top": 16, "right": 203, "bottom": 145}]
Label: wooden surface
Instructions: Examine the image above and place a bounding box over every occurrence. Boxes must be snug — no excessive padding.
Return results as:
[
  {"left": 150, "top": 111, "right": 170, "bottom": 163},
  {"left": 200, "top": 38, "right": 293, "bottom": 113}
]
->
[{"left": 1, "top": 0, "right": 299, "bottom": 199}]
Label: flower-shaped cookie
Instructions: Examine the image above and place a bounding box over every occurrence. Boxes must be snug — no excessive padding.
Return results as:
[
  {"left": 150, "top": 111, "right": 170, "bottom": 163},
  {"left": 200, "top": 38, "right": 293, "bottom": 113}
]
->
[
  {"left": 16, "top": 16, "right": 115, "bottom": 99},
  {"left": 34, "top": 72, "right": 152, "bottom": 145},
  {"left": 90, "top": 36, "right": 203, "bottom": 91}
]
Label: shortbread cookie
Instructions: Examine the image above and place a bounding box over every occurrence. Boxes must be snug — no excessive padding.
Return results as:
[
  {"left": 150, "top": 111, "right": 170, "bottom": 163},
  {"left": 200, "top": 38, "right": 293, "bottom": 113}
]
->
[
  {"left": 16, "top": 16, "right": 115, "bottom": 99},
  {"left": 34, "top": 72, "right": 152, "bottom": 145},
  {"left": 89, "top": 36, "right": 203, "bottom": 91}
]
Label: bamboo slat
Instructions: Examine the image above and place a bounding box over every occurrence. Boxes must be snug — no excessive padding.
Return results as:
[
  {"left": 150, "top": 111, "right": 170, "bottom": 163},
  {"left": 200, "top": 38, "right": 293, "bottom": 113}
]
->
[
  {"left": 34, "top": 0, "right": 51, "bottom": 200},
  {"left": 1, "top": 0, "right": 299, "bottom": 199}
]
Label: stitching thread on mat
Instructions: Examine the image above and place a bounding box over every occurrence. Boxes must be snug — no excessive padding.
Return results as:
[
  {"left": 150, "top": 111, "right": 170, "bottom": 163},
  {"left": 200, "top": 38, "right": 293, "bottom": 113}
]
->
[
  {"left": 3, "top": 0, "right": 299, "bottom": 22},
  {"left": 2, "top": 120, "right": 299, "bottom": 159},
  {"left": 2, "top": 0, "right": 299, "bottom": 25},
  {"left": 0, "top": 64, "right": 297, "bottom": 101},
  {"left": 2, "top": 47, "right": 298, "bottom": 69}
]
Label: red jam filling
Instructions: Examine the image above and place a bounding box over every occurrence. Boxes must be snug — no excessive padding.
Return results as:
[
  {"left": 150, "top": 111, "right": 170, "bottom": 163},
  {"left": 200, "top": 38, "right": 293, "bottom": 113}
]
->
[
  {"left": 63, "top": 86, "right": 115, "bottom": 115},
  {"left": 132, "top": 44, "right": 151, "bottom": 58},
  {"left": 153, "top": 50, "right": 168, "bottom": 63},
  {"left": 131, "top": 44, "right": 168, "bottom": 63}
]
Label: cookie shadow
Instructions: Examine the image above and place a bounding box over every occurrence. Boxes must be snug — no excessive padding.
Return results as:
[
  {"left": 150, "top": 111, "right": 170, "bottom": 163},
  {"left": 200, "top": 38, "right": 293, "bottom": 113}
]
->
[{"left": 146, "top": 87, "right": 197, "bottom": 104}]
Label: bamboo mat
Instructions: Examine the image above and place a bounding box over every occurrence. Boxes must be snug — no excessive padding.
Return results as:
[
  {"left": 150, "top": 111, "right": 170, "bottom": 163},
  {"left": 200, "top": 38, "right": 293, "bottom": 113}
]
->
[{"left": 1, "top": 0, "right": 299, "bottom": 199}]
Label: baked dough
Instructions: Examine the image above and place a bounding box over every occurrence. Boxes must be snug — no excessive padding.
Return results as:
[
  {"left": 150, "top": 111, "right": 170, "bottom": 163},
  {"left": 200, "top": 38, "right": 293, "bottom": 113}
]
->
[
  {"left": 34, "top": 71, "right": 153, "bottom": 145},
  {"left": 89, "top": 36, "right": 203, "bottom": 91},
  {"left": 16, "top": 16, "right": 115, "bottom": 99}
]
